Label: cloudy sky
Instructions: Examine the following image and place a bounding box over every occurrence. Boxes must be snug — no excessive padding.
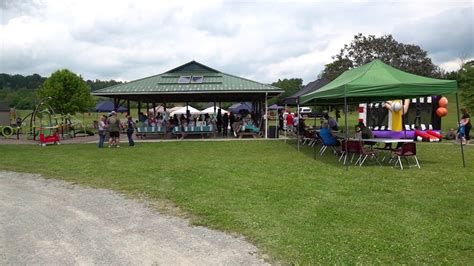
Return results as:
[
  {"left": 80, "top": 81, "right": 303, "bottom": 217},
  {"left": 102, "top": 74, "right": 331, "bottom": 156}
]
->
[{"left": 1, "top": 0, "right": 473, "bottom": 84}]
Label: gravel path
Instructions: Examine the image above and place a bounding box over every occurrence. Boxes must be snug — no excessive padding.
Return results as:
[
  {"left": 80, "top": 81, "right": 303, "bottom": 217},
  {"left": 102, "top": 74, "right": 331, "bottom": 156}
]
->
[{"left": 0, "top": 171, "right": 267, "bottom": 265}]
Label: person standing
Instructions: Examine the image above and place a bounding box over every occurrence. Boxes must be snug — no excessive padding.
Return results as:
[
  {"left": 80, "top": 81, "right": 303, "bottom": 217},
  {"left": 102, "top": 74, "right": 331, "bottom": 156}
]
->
[
  {"left": 229, "top": 112, "right": 235, "bottom": 135},
  {"left": 461, "top": 108, "right": 471, "bottom": 144},
  {"left": 126, "top": 115, "right": 136, "bottom": 146},
  {"left": 97, "top": 115, "right": 107, "bottom": 148},
  {"left": 324, "top": 112, "right": 339, "bottom": 131},
  {"left": 278, "top": 110, "right": 284, "bottom": 131},
  {"left": 286, "top": 112, "right": 294, "bottom": 132},
  {"left": 216, "top": 109, "right": 223, "bottom": 134},
  {"left": 222, "top": 113, "right": 229, "bottom": 137},
  {"left": 107, "top": 111, "right": 120, "bottom": 148}
]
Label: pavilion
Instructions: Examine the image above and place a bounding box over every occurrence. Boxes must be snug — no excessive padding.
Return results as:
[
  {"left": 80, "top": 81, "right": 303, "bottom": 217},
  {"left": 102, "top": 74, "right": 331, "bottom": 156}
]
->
[{"left": 92, "top": 61, "right": 283, "bottom": 137}]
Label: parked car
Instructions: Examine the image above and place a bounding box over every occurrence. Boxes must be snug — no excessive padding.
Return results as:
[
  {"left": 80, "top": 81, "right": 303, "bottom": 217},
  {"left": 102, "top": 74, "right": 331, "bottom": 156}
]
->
[{"left": 299, "top": 107, "right": 312, "bottom": 114}]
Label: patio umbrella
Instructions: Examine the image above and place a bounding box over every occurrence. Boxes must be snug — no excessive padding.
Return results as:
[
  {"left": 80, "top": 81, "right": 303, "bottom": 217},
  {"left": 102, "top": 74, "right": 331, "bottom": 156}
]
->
[
  {"left": 95, "top": 101, "right": 128, "bottom": 113},
  {"left": 229, "top": 102, "right": 252, "bottom": 113},
  {"left": 268, "top": 104, "right": 284, "bottom": 110},
  {"left": 170, "top": 105, "right": 201, "bottom": 116},
  {"left": 200, "top": 107, "right": 228, "bottom": 114},
  {"left": 167, "top": 106, "right": 183, "bottom": 113},
  {"left": 148, "top": 105, "right": 165, "bottom": 114}
]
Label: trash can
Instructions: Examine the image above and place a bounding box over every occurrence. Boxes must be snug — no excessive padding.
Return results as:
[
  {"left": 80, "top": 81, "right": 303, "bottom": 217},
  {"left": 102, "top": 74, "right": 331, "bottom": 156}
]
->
[{"left": 269, "top": 126, "right": 279, "bottom": 138}]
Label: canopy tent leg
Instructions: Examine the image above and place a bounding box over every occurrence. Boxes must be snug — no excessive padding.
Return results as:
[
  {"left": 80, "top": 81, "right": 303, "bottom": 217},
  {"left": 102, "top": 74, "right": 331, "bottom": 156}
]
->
[
  {"left": 265, "top": 93, "right": 268, "bottom": 139},
  {"left": 275, "top": 104, "right": 278, "bottom": 138},
  {"left": 313, "top": 103, "right": 317, "bottom": 159},
  {"left": 344, "top": 89, "right": 349, "bottom": 171},
  {"left": 297, "top": 97, "right": 300, "bottom": 151},
  {"left": 455, "top": 93, "right": 466, "bottom": 168}
]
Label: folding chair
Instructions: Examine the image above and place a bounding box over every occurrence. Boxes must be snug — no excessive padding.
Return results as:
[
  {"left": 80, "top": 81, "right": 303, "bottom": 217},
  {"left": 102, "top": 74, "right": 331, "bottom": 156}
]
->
[
  {"left": 319, "top": 138, "right": 338, "bottom": 156},
  {"left": 356, "top": 141, "right": 381, "bottom": 167},
  {"left": 310, "top": 131, "right": 322, "bottom": 147},
  {"left": 339, "top": 140, "right": 361, "bottom": 165},
  {"left": 393, "top": 142, "right": 420, "bottom": 170}
]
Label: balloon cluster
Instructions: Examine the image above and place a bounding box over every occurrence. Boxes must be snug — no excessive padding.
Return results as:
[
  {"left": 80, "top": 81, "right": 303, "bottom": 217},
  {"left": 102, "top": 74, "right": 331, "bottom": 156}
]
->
[{"left": 436, "top": 97, "right": 448, "bottom": 117}]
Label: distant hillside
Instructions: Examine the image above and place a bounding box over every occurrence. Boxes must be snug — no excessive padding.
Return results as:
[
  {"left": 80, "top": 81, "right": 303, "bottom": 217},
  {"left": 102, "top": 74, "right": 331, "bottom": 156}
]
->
[
  {"left": 0, "top": 73, "right": 46, "bottom": 91},
  {"left": 0, "top": 73, "right": 122, "bottom": 108}
]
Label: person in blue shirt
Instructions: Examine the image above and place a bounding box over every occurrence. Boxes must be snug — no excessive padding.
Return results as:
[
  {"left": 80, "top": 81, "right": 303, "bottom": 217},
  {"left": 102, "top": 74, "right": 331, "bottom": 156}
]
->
[{"left": 319, "top": 122, "right": 340, "bottom": 149}]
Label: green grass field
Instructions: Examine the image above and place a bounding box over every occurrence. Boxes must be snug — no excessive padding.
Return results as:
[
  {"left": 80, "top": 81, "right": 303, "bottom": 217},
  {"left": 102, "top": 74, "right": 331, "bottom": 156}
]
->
[{"left": 0, "top": 140, "right": 472, "bottom": 264}]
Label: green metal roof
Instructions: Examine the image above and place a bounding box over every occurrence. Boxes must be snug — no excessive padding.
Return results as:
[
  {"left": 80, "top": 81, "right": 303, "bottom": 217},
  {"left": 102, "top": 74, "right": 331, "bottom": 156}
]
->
[{"left": 92, "top": 61, "right": 283, "bottom": 96}]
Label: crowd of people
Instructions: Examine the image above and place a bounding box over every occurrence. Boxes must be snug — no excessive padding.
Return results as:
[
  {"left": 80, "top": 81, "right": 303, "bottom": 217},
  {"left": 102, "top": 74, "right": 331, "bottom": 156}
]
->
[
  {"left": 97, "top": 107, "right": 471, "bottom": 149},
  {"left": 136, "top": 109, "right": 262, "bottom": 137},
  {"left": 97, "top": 111, "right": 136, "bottom": 148},
  {"left": 97, "top": 110, "right": 265, "bottom": 147}
]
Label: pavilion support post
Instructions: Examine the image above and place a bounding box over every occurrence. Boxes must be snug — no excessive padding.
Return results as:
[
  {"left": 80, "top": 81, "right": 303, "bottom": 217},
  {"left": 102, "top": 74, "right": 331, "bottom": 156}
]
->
[
  {"left": 297, "top": 97, "right": 300, "bottom": 151},
  {"left": 344, "top": 89, "right": 349, "bottom": 171},
  {"left": 127, "top": 100, "right": 130, "bottom": 116},
  {"left": 455, "top": 93, "right": 466, "bottom": 168},
  {"left": 265, "top": 93, "right": 268, "bottom": 139},
  {"left": 146, "top": 102, "right": 150, "bottom": 116},
  {"left": 138, "top": 101, "right": 141, "bottom": 117},
  {"left": 114, "top": 98, "right": 119, "bottom": 111},
  {"left": 214, "top": 101, "right": 216, "bottom": 114},
  {"left": 152, "top": 102, "right": 156, "bottom": 117},
  {"left": 284, "top": 104, "right": 287, "bottom": 144}
]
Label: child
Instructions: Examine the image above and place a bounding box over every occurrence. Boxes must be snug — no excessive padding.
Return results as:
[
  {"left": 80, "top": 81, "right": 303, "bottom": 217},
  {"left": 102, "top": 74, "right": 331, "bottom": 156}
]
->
[{"left": 457, "top": 118, "right": 467, "bottom": 144}]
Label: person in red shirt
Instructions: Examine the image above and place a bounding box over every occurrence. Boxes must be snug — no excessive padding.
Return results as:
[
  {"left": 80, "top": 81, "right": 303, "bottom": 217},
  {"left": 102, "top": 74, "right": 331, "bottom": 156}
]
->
[{"left": 286, "top": 112, "right": 294, "bottom": 132}]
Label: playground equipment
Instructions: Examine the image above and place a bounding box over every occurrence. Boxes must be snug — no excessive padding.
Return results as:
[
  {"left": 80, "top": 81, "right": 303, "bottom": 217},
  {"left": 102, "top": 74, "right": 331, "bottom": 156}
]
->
[
  {"left": 38, "top": 126, "right": 60, "bottom": 146},
  {"left": 2, "top": 98, "right": 93, "bottom": 143},
  {"left": 0, "top": 102, "right": 16, "bottom": 138}
]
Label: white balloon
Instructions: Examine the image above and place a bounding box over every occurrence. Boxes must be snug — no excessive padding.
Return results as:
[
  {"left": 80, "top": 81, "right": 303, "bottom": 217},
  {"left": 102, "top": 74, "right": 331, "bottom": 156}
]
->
[{"left": 392, "top": 101, "right": 402, "bottom": 112}]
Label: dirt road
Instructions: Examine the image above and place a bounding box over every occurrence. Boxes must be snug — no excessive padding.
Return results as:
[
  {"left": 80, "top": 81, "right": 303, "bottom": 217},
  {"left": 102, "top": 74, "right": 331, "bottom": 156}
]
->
[{"left": 0, "top": 171, "right": 267, "bottom": 265}]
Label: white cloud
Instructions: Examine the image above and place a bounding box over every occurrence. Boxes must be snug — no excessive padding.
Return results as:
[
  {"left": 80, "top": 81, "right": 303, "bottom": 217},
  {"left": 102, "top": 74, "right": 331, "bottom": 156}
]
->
[{"left": 1, "top": 0, "right": 472, "bottom": 84}]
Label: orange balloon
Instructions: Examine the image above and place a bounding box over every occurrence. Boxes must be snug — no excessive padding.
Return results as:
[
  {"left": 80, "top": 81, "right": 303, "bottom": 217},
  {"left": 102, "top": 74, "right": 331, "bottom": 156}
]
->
[
  {"left": 438, "top": 97, "right": 448, "bottom": 107},
  {"left": 436, "top": 107, "right": 448, "bottom": 117}
]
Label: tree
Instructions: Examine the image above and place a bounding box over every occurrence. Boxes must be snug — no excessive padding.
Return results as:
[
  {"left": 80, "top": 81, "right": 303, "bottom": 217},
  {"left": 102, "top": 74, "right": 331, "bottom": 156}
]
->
[
  {"left": 458, "top": 60, "right": 474, "bottom": 111},
  {"left": 270, "top": 78, "right": 303, "bottom": 104},
  {"left": 86, "top": 79, "right": 123, "bottom": 91},
  {"left": 321, "top": 33, "right": 442, "bottom": 80},
  {"left": 37, "top": 69, "right": 94, "bottom": 114}
]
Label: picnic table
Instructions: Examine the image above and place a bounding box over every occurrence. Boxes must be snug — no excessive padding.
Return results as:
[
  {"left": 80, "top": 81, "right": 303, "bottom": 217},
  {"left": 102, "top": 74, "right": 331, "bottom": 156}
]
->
[
  {"left": 172, "top": 126, "right": 215, "bottom": 139},
  {"left": 361, "top": 138, "right": 413, "bottom": 144}
]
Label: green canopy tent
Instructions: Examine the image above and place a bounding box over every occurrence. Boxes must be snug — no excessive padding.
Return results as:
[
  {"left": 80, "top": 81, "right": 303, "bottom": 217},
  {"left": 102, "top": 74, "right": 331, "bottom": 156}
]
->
[{"left": 298, "top": 59, "right": 464, "bottom": 168}]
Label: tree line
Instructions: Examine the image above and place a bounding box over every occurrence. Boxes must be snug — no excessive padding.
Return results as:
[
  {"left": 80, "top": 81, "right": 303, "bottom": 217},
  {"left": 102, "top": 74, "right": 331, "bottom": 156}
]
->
[{"left": 0, "top": 73, "right": 122, "bottom": 109}]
